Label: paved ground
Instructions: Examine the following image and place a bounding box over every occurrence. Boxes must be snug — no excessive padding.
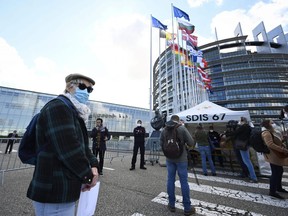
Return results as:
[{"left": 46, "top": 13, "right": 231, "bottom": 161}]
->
[{"left": 0, "top": 153, "right": 288, "bottom": 216}]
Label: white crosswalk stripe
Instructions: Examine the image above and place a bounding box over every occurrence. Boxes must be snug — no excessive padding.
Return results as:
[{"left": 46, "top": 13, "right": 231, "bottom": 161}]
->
[
  {"left": 187, "top": 173, "right": 288, "bottom": 190},
  {"left": 152, "top": 192, "right": 264, "bottom": 216},
  {"left": 175, "top": 181, "right": 288, "bottom": 208},
  {"left": 151, "top": 166, "right": 288, "bottom": 215}
]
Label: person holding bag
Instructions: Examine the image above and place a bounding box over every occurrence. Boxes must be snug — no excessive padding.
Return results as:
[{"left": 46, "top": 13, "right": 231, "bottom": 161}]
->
[
  {"left": 234, "top": 117, "right": 258, "bottom": 183},
  {"left": 261, "top": 119, "right": 288, "bottom": 199}
]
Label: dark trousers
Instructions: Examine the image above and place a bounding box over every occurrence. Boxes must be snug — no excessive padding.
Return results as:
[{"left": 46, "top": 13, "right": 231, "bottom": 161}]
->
[
  {"left": 131, "top": 142, "right": 145, "bottom": 168},
  {"left": 5, "top": 141, "right": 15, "bottom": 154},
  {"left": 93, "top": 148, "right": 105, "bottom": 173},
  {"left": 212, "top": 149, "right": 224, "bottom": 166},
  {"left": 270, "top": 163, "right": 284, "bottom": 194},
  {"left": 211, "top": 143, "right": 224, "bottom": 166}
]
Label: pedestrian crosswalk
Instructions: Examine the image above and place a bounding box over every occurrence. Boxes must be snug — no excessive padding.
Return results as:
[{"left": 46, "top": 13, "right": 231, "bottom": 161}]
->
[
  {"left": 151, "top": 168, "right": 288, "bottom": 215},
  {"left": 152, "top": 192, "right": 263, "bottom": 216}
]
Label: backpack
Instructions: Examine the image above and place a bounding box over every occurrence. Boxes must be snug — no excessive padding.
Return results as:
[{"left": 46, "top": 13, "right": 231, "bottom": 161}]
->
[
  {"left": 249, "top": 129, "right": 271, "bottom": 154},
  {"left": 18, "top": 95, "right": 76, "bottom": 165},
  {"left": 162, "top": 124, "right": 183, "bottom": 159}
]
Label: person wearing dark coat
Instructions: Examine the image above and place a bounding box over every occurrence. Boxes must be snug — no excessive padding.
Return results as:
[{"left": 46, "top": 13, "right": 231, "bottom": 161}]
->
[
  {"left": 5, "top": 130, "right": 18, "bottom": 154},
  {"left": 208, "top": 126, "right": 224, "bottom": 167},
  {"left": 91, "top": 118, "right": 111, "bottom": 175},
  {"left": 27, "top": 73, "right": 99, "bottom": 216},
  {"left": 130, "top": 120, "right": 147, "bottom": 170}
]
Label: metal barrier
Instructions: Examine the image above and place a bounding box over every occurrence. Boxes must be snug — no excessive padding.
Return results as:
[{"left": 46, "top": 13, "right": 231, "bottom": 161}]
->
[
  {"left": 0, "top": 138, "right": 32, "bottom": 185},
  {"left": 105, "top": 140, "right": 134, "bottom": 162},
  {"left": 0, "top": 138, "right": 134, "bottom": 186}
]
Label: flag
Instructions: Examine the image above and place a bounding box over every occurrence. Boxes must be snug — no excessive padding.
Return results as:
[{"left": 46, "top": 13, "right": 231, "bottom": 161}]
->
[
  {"left": 186, "top": 40, "right": 196, "bottom": 50},
  {"left": 201, "top": 58, "right": 208, "bottom": 68},
  {"left": 182, "top": 31, "right": 188, "bottom": 41},
  {"left": 188, "top": 35, "right": 198, "bottom": 47},
  {"left": 171, "top": 44, "right": 184, "bottom": 60},
  {"left": 160, "top": 30, "right": 166, "bottom": 38},
  {"left": 197, "top": 58, "right": 208, "bottom": 68},
  {"left": 160, "top": 31, "right": 176, "bottom": 46},
  {"left": 151, "top": 16, "right": 167, "bottom": 30},
  {"left": 173, "top": 6, "right": 190, "bottom": 21},
  {"left": 178, "top": 19, "right": 195, "bottom": 34},
  {"left": 197, "top": 67, "right": 211, "bottom": 83},
  {"left": 181, "top": 55, "right": 193, "bottom": 67},
  {"left": 166, "top": 32, "right": 176, "bottom": 41},
  {"left": 166, "top": 32, "right": 176, "bottom": 46}
]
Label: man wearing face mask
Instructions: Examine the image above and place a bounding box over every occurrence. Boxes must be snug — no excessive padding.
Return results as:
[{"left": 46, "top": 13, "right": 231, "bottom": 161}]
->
[
  {"left": 130, "top": 120, "right": 147, "bottom": 170},
  {"left": 26, "top": 73, "right": 99, "bottom": 216}
]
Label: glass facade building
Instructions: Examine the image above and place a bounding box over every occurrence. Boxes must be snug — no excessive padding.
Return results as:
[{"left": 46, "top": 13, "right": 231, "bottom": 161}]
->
[
  {"left": 0, "top": 86, "right": 150, "bottom": 137},
  {"left": 153, "top": 22, "right": 288, "bottom": 125}
]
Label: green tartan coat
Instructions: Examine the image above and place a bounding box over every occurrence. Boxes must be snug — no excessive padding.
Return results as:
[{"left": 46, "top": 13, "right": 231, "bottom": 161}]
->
[{"left": 27, "top": 96, "right": 98, "bottom": 203}]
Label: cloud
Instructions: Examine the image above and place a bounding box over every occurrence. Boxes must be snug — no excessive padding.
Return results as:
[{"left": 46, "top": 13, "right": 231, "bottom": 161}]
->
[
  {"left": 187, "top": 0, "right": 223, "bottom": 8},
  {"left": 209, "top": 0, "right": 288, "bottom": 41},
  {"left": 0, "top": 38, "right": 32, "bottom": 88},
  {"left": 0, "top": 13, "right": 153, "bottom": 109},
  {"left": 0, "top": 37, "right": 71, "bottom": 96},
  {"left": 89, "top": 13, "right": 151, "bottom": 108}
]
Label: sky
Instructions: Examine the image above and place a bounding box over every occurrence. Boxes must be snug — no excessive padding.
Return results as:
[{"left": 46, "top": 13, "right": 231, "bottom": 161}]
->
[{"left": 0, "top": 0, "right": 288, "bottom": 109}]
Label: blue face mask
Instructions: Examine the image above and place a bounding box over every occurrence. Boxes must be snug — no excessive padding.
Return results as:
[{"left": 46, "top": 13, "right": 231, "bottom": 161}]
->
[{"left": 74, "top": 87, "right": 89, "bottom": 104}]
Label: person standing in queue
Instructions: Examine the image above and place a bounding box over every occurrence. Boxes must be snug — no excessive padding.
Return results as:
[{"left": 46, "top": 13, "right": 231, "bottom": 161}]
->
[
  {"left": 160, "top": 115, "right": 196, "bottom": 215},
  {"left": 261, "top": 119, "right": 288, "bottom": 199},
  {"left": 130, "top": 120, "right": 147, "bottom": 170},
  {"left": 91, "top": 118, "right": 111, "bottom": 175}
]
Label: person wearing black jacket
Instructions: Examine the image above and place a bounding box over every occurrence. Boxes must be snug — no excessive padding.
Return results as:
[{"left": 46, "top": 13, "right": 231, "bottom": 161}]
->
[
  {"left": 130, "top": 120, "right": 147, "bottom": 170},
  {"left": 91, "top": 118, "right": 111, "bottom": 175},
  {"left": 208, "top": 126, "right": 224, "bottom": 167},
  {"left": 5, "top": 130, "right": 18, "bottom": 154}
]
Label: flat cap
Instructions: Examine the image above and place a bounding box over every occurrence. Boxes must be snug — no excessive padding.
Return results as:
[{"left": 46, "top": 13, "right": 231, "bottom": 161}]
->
[{"left": 65, "top": 73, "right": 95, "bottom": 85}]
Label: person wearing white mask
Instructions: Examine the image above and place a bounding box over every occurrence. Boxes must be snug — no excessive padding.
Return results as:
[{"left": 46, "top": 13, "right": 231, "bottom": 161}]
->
[
  {"left": 130, "top": 120, "right": 147, "bottom": 170},
  {"left": 27, "top": 73, "right": 99, "bottom": 216}
]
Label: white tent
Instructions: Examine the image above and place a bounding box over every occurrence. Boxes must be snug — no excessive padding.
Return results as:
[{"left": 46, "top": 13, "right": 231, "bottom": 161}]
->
[{"left": 175, "top": 100, "right": 251, "bottom": 123}]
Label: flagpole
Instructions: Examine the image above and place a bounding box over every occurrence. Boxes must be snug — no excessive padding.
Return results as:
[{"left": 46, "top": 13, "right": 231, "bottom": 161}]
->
[
  {"left": 176, "top": 24, "right": 185, "bottom": 112},
  {"left": 158, "top": 29, "right": 162, "bottom": 111},
  {"left": 171, "top": 3, "right": 178, "bottom": 114},
  {"left": 182, "top": 33, "right": 191, "bottom": 109},
  {"left": 149, "top": 14, "right": 153, "bottom": 134},
  {"left": 181, "top": 32, "right": 187, "bottom": 108},
  {"left": 164, "top": 35, "right": 169, "bottom": 116}
]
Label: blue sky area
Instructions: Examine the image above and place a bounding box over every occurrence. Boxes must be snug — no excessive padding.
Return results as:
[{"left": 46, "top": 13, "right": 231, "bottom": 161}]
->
[{"left": 0, "top": 0, "right": 287, "bottom": 108}]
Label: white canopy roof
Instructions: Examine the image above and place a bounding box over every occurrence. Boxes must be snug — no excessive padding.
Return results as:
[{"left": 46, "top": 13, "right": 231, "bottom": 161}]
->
[{"left": 174, "top": 100, "right": 251, "bottom": 123}]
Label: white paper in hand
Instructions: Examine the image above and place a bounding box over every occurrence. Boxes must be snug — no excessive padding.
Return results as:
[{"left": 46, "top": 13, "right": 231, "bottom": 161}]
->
[{"left": 77, "top": 182, "right": 100, "bottom": 216}]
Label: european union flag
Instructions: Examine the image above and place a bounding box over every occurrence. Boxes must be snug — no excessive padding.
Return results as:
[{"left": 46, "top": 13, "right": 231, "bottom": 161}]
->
[
  {"left": 151, "top": 16, "right": 167, "bottom": 30},
  {"left": 173, "top": 6, "right": 190, "bottom": 21}
]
